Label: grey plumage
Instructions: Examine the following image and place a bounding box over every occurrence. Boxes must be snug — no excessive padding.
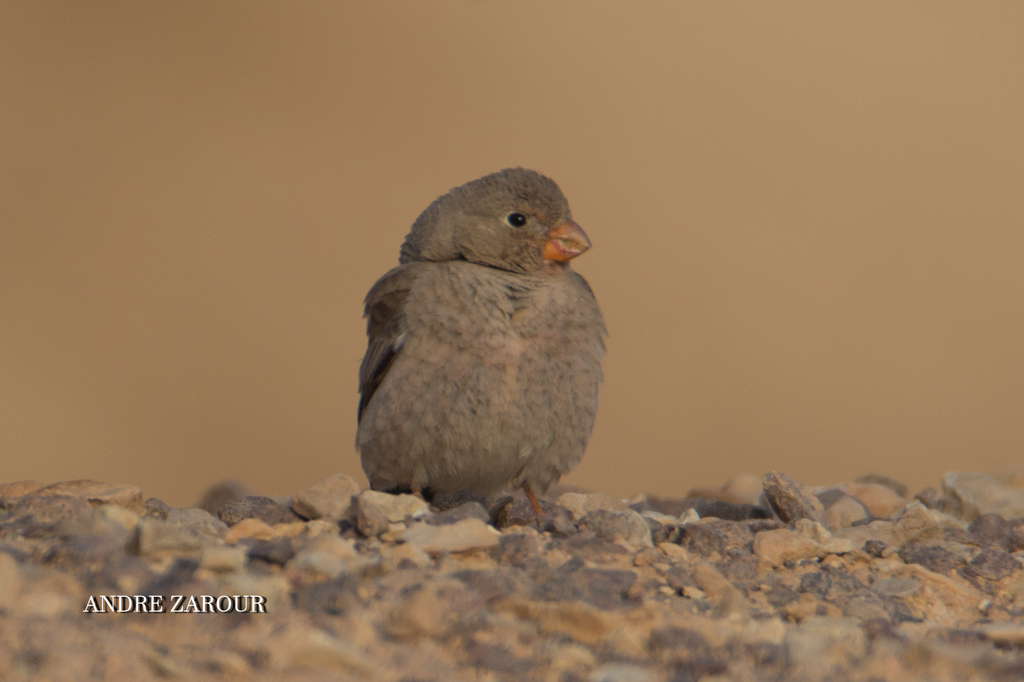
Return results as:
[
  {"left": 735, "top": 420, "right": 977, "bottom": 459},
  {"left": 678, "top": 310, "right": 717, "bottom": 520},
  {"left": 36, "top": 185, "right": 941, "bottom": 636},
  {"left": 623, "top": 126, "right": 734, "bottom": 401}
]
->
[{"left": 356, "top": 168, "right": 605, "bottom": 500}]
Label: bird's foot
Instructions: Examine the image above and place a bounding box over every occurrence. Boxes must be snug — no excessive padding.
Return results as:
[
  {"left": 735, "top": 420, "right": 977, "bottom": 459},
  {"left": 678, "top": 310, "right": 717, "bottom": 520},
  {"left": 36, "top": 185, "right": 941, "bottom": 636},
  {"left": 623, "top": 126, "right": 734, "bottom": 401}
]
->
[
  {"left": 409, "top": 478, "right": 426, "bottom": 502},
  {"left": 521, "top": 482, "right": 544, "bottom": 530}
]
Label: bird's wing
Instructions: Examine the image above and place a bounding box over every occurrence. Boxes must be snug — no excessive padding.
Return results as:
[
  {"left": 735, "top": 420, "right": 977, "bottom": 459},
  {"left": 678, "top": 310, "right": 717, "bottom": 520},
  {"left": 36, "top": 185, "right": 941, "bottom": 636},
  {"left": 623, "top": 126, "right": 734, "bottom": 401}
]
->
[{"left": 358, "top": 266, "right": 416, "bottom": 423}]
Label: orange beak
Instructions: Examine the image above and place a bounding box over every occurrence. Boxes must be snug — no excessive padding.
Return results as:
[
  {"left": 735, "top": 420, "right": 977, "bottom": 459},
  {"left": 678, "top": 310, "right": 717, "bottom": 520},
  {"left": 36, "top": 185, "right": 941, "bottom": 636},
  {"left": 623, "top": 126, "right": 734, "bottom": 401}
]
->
[{"left": 542, "top": 219, "right": 591, "bottom": 262}]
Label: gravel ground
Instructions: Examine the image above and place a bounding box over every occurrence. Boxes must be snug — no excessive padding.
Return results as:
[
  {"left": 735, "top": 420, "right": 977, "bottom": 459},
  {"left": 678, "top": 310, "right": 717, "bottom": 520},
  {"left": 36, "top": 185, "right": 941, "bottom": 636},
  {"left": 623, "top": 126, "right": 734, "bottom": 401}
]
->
[{"left": 0, "top": 471, "right": 1022, "bottom": 681}]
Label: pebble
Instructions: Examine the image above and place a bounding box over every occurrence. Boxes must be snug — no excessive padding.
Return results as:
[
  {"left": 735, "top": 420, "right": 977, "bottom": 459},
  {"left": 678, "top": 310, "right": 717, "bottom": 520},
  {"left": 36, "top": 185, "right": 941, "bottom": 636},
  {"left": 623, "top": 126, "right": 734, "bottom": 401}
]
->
[
  {"left": 968, "top": 513, "right": 1012, "bottom": 547},
  {"left": 871, "top": 577, "right": 920, "bottom": 598},
  {"left": 899, "top": 562, "right": 982, "bottom": 619},
  {"left": 689, "top": 498, "right": 774, "bottom": 520},
  {"left": 639, "top": 509, "right": 680, "bottom": 525},
  {"left": 680, "top": 508, "right": 701, "bottom": 524},
  {"left": 223, "top": 517, "right": 275, "bottom": 542},
  {"left": 1, "top": 494, "right": 97, "bottom": 536},
  {"left": 578, "top": 509, "right": 654, "bottom": 549},
  {"left": 399, "top": 517, "right": 500, "bottom": 554},
  {"left": 889, "top": 501, "right": 946, "bottom": 545},
  {"left": 841, "top": 481, "right": 907, "bottom": 518},
  {"left": 34, "top": 479, "right": 145, "bottom": 513},
  {"left": 285, "top": 534, "right": 360, "bottom": 578},
  {"left": 166, "top": 506, "right": 228, "bottom": 537},
  {"left": 97, "top": 503, "right": 140, "bottom": 532},
  {"left": 355, "top": 493, "right": 392, "bottom": 537},
  {"left": 355, "top": 489, "right": 431, "bottom": 523},
  {"left": 980, "top": 623, "right": 1024, "bottom": 645},
  {"left": 136, "top": 517, "right": 212, "bottom": 557},
  {"left": 966, "top": 546, "right": 1020, "bottom": 580},
  {"left": 942, "top": 471, "right": 1024, "bottom": 521},
  {"left": 290, "top": 473, "right": 362, "bottom": 521},
  {"left": 380, "top": 540, "right": 432, "bottom": 568},
  {"left": 217, "top": 495, "right": 304, "bottom": 526},
  {"left": 496, "top": 497, "right": 575, "bottom": 532},
  {"left": 556, "top": 491, "right": 629, "bottom": 519},
  {"left": 753, "top": 527, "right": 820, "bottom": 567},
  {"left": 0, "top": 480, "right": 42, "bottom": 497},
  {"left": 199, "top": 545, "right": 248, "bottom": 573},
  {"left": 692, "top": 562, "right": 748, "bottom": 619},
  {"left": 435, "top": 500, "right": 490, "bottom": 524},
  {"left": 823, "top": 494, "right": 869, "bottom": 530},
  {"left": 762, "top": 471, "right": 829, "bottom": 526}
]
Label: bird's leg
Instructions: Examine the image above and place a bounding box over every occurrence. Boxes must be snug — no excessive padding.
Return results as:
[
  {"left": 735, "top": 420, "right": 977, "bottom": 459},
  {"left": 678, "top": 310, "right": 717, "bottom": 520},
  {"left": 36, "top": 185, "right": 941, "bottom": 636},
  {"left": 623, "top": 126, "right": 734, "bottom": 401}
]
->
[
  {"left": 410, "top": 477, "right": 424, "bottom": 501},
  {"left": 521, "top": 482, "right": 543, "bottom": 529}
]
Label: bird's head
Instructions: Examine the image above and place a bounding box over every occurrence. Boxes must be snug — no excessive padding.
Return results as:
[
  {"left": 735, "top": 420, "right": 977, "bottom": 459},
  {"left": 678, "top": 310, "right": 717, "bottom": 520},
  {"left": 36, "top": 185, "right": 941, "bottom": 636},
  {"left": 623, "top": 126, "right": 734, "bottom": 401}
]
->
[{"left": 399, "top": 168, "right": 590, "bottom": 274}]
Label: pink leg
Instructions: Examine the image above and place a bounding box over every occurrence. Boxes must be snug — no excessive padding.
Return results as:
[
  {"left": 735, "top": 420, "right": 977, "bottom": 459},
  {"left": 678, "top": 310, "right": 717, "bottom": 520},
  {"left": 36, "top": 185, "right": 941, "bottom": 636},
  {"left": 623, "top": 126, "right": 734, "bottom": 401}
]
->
[{"left": 521, "top": 482, "right": 543, "bottom": 528}]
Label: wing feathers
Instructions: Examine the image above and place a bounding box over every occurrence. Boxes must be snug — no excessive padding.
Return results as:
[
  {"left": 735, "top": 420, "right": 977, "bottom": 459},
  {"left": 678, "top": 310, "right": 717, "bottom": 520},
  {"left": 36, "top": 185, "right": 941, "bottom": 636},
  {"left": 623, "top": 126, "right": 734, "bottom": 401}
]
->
[{"left": 357, "top": 267, "right": 414, "bottom": 423}]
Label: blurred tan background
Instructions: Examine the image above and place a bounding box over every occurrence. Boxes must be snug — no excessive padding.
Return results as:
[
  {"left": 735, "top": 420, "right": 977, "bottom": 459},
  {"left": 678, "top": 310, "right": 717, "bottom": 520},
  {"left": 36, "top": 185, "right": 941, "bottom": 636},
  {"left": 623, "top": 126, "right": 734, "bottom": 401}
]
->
[{"left": 2, "top": 2, "right": 1022, "bottom": 507}]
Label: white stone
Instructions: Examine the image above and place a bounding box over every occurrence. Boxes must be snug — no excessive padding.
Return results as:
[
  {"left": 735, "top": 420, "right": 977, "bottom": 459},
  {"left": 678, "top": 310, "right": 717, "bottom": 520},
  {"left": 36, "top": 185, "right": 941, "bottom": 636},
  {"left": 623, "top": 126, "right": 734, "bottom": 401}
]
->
[
  {"left": 356, "top": 490, "right": 431, "bottom": 523},
  {"left": 640, "top": 510, "right": 680, "bottom": 525},
  {"left": 290, "top": 473, "right": 362, "bottom": 521},
  {"left": 680, "top": 508, "right": 701, "bottom": 524},
  {"left": 97, "top": 504, "right": 140, "bottom": 531},
  {"left": 399, "top": 518, "right": 500, "bottom": 554}
]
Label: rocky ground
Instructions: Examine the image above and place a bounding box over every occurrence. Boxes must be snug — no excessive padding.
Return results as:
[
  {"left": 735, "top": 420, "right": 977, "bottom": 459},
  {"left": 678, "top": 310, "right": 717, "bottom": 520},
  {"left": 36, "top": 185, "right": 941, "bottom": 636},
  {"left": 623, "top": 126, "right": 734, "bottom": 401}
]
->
[{"left": 1, "top": 471, "right": 1023, "bottom": 682}]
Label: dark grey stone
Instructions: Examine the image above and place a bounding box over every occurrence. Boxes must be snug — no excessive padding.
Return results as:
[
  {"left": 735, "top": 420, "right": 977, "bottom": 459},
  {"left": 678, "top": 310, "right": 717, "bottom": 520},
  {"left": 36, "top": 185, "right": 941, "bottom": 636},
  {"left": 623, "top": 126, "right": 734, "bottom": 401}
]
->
[
  {"left": 451, "top": 567, "right": 531, "bottom": 602},
  {"left": 913, "top": 487, "right": 941, "bottom": 510},
  {"left": 648, "top": 626, "right": 713, "bottom": 656},
  {"left": 533, "top": 557, "right": 637, "bottom": 610},
  {"left": 0, "top": 495, "right": 96, "bottom": 539},
  {"left": 964, "top": 546, "right": 1020, "bottom": 581},
  {"left": 495, "top": 498, "right": 574, "bottom": 534},
  {"left": 761, "top": 472, "right": 828, "bottom": 526},
  {"left": 898, "top": 544, "right": 967, "bottom": 574},
  {"left": 143, "top": 498, "right": 172, "bottom": 520},
  {"left": 799, "top": 570, "right": 832, "bottom": 598},
  {"left": 968, "top": 514, "right": 1023, "bottom": 552},
  {"left": 141, "top": 557, "right": 199, "bottom": 596},
  {"left": 217, "top": 495, "right": 302, "bottom": 526},
  {"left": 690, "top": 498, "right": 774, "bottom": 521},
  {"left": 248, "top": 537, "right": 296, "bottom": 566}
]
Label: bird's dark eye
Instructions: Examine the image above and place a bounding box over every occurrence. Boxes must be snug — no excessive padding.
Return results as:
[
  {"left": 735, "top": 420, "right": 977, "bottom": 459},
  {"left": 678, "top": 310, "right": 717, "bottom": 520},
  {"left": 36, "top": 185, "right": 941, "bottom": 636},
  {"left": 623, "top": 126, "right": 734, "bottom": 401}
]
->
[{"left": 505, "top": 212, "right": 528, "bottom": 228}]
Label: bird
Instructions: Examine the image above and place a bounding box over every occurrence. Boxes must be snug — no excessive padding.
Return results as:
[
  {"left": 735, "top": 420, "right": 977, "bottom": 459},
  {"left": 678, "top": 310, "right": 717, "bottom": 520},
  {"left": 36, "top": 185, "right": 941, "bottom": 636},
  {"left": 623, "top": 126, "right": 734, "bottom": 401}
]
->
[{"left": 355, "top": 168, "right": 605, "bottom": 519}]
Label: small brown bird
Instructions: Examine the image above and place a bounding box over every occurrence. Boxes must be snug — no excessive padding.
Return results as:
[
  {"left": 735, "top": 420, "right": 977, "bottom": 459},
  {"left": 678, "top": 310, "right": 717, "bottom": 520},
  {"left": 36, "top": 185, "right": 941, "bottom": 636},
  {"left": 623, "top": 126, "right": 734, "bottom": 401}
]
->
[{"left": 356, "top": 168, "right": 605, "bottom": 517}]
